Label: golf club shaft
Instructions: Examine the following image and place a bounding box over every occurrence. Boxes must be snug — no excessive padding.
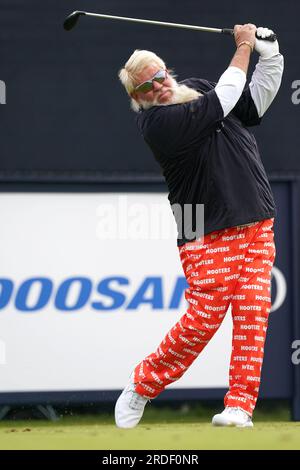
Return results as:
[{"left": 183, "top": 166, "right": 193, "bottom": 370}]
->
[
  {"left": 84, "top": 12, "right": 227, "bottom": 34},
  {"left": 63, "top": 11, "right": 277, "bottom": 41}
]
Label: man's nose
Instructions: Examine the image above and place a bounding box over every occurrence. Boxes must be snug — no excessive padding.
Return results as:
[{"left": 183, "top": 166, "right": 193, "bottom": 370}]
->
[{"left": 152, "top": 80, "right": 163, "bottom": 91}]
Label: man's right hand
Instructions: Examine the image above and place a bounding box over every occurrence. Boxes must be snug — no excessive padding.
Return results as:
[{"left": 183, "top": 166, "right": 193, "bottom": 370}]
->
[{"left": 234, "top": 24, "right": 257, "bottom": 51}]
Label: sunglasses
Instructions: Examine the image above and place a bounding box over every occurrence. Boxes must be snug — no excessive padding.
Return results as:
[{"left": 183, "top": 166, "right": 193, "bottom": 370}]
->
[{"left": 134, "top": 69, "right": 168, "bottom": 94}]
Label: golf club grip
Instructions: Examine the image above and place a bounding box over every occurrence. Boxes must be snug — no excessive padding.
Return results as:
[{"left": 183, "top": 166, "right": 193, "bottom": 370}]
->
[{"left": 222, "top": 28, "right": 277, "bottom": 42}]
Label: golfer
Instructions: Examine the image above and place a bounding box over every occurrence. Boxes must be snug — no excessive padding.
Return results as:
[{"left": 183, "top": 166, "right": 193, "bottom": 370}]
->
[{"left": 116, "top": 24, "right": 284, "bottom": 427}]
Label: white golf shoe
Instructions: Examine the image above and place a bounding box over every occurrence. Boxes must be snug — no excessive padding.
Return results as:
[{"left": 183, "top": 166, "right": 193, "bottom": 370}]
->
[
  {"left": 115, "top": 375, "right": 149, "bottom": 428},
  {"left": 212, "top": 407, "right": 253, "bottom": 428}
]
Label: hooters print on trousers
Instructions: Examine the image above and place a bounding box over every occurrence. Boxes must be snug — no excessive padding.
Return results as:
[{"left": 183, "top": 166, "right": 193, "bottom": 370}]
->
[{"left": 134, "top": 218, "right": 276, "bottom": 416}]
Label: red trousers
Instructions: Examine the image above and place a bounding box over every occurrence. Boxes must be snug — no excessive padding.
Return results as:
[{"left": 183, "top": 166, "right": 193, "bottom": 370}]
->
[{"left": 134, "top": 218, "right": 276, "bottom": 416}]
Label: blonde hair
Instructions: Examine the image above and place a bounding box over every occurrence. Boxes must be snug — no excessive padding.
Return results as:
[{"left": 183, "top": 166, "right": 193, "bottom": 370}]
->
[
  {"left": 118, "top": 50, "right": 167, "bottom": 111},
  {"left": 118, "top": 49, "right": 201, "bottom": 112}
]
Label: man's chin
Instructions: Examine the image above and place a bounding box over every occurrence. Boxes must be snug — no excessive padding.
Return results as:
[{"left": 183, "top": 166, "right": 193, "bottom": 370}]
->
[
  {"left": 139, "top": 89, "right": 174, "bottom": 109},
  {"left": 158, "top": 89, "right": 173, "bottom": 103}
]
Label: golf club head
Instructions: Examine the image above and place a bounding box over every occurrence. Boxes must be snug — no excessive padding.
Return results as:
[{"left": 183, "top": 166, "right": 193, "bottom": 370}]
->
[{"left": 63, "top": 11, "right": 86, "bottom": 31}]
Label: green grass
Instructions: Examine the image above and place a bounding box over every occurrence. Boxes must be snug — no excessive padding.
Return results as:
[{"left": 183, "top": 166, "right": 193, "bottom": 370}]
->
[
  {"left": 1, "top": 420, "right": 300, "bottom": 450},
  {"left": 0, "top": 403, "right": 299, "bottom": 450}
]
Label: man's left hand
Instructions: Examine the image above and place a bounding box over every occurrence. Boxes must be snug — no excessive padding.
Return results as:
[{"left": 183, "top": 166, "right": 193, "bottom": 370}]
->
[{"left": 255, "top": 27, "right": 279, "bottom": 59}]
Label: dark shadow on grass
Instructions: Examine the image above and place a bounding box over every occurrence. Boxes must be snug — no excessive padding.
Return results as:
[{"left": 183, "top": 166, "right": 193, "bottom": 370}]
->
[{"left": 0, "top": 399, "right": 291, "bottom": 426}]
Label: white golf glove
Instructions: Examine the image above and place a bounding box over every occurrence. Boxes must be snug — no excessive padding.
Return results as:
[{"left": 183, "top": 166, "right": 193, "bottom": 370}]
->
[{"left": 255, "top": 27, "right": 279, "bottom": 59}]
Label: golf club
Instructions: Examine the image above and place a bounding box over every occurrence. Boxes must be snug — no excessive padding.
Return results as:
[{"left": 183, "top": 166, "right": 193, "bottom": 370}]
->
[{"left": 63, "top": 10, "right": 277, "bottom": 41}]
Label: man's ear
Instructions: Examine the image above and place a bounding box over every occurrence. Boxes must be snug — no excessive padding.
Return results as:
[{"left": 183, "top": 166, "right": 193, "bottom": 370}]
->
[{"left": 131, "top": 91, "right": 138, "bottom": 101}]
